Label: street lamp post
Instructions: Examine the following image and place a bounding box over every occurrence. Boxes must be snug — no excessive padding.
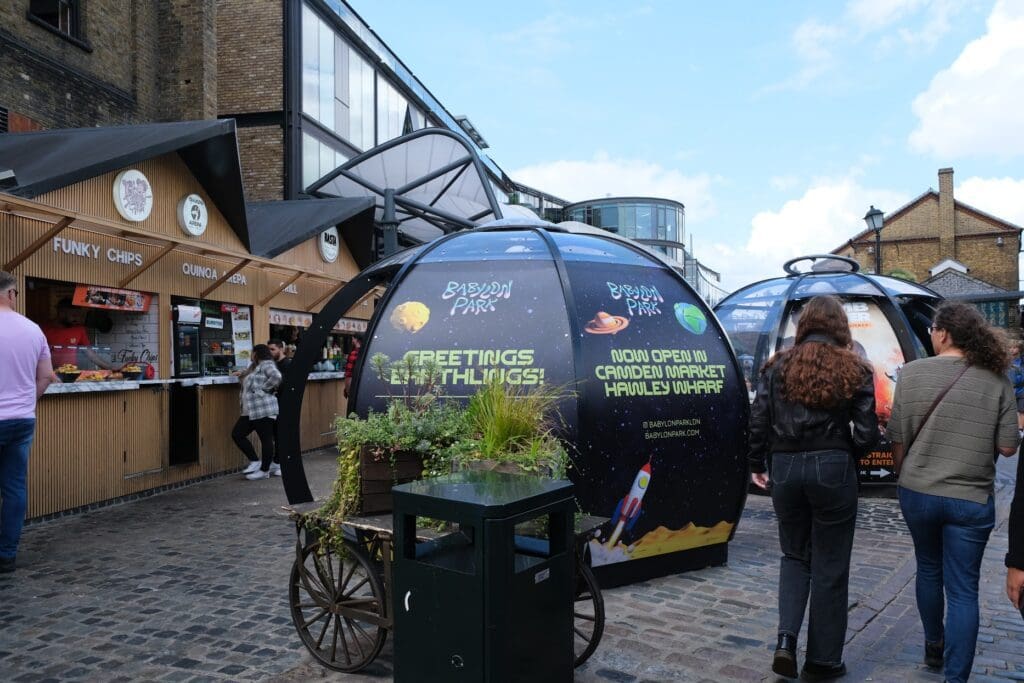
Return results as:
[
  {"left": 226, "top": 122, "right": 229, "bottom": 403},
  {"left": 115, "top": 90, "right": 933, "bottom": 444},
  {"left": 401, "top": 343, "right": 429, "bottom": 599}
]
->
[{"left": 864, "top": 205, "right": 884, "bottom": 275}]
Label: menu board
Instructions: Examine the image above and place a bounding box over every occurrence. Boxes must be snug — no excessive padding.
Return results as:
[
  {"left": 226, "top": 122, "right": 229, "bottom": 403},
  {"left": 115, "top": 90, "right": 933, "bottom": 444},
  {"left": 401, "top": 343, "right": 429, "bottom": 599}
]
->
[
  {"left": 566, "top": 262, "right": 749, "bottom": 580},
  {"left": 231, "top": 308, "right": 253, "bottom": 365},
  {"left": 73, "top": 284, "right": 152, "bottom": 312},
  {"left": 269, "top": 308, "right": 368, "bottom": 334}
]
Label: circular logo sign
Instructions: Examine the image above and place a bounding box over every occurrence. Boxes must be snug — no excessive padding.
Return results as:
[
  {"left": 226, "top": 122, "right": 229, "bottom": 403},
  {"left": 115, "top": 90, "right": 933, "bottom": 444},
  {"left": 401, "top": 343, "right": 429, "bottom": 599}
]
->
[
  {"left": 112, "top": 169, "right": 154, "bottom": 222},
  {"left": 177, "top": 194, "right": 208, "bottom": 237},
  {"left": 319, "top": 227, "right": 340, "bottom": 263}
]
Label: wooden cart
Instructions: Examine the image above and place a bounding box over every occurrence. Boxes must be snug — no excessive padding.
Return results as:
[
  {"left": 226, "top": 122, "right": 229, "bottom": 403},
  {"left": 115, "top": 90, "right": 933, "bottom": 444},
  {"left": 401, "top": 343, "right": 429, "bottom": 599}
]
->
[{"left": 286, "top": 505, "right": 606, "bottom": 673}]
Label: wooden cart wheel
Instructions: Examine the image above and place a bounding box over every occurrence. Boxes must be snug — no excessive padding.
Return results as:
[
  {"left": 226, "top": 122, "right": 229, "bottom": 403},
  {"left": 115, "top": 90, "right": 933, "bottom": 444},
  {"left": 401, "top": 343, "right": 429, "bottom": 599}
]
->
[
  {"left": 289, "top": 537, "right": 388, "bottom": 672},
  {"left": 573, "top": 562, "right": 605, "bottom": 668}
]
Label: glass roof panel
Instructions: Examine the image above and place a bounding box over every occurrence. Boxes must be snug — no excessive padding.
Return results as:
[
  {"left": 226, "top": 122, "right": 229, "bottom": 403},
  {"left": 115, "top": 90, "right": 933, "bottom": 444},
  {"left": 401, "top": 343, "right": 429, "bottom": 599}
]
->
[
  {"left": 790, "top": 274, "right": 885, "bottom": 297},
  {"left": 416, "top": 230, "right": 553, "bottom": 263},
  {"left": 550, "top": 232, "right": 658, "bottom": 267}
]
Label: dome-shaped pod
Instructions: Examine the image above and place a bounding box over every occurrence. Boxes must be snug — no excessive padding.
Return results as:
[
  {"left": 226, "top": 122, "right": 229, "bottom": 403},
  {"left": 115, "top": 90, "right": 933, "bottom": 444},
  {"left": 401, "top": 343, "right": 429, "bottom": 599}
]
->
[
  {"left": 352, "top": 218, "right": 750, "bottom": 586},
  {"left": 714, "top": 255, "right": 943, "bottom": 484}
]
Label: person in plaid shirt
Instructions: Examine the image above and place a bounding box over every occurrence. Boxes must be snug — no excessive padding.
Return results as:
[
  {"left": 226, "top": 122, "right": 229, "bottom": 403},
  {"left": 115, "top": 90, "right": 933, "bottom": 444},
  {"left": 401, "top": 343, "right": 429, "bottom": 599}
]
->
[{"left": 232, "top": 344, "right": 282, "bottom": 480}]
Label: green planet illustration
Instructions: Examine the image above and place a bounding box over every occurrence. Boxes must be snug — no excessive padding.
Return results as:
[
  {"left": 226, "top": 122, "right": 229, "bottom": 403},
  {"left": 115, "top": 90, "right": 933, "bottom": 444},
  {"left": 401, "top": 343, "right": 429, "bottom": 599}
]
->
[{"left": 674, "top": 302, "right": 707, "bottom": 334}]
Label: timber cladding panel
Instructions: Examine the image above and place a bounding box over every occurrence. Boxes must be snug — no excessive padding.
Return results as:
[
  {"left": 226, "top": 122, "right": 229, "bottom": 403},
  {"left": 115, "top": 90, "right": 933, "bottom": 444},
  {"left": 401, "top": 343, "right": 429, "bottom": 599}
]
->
[
  {"left": 33, "top": 153, "right": 247, "bottom": 253},
  {"left": 200, "top": 385, "right": 250, "bottom": 473},
  {"left": 303, "top": 381, "right": 347, "bottom": 450}
]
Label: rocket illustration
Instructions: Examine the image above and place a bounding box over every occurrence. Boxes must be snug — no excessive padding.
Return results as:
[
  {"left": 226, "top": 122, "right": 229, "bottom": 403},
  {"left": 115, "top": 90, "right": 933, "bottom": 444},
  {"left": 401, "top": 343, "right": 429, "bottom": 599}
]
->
[{"left": 606, "top": 458, "right": 653, "bottom": 549}]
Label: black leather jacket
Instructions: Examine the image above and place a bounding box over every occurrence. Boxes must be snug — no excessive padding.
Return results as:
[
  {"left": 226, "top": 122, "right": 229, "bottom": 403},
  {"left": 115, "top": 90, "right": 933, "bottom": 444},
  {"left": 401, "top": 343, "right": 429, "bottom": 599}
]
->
[{"left": 748, "top": 357, "right": 878, "bottom": 474}]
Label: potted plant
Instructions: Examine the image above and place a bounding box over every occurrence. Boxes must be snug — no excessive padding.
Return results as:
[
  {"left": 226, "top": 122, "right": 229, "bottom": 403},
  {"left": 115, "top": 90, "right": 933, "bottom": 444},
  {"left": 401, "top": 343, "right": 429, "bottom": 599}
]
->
[{"left": 312, "top": 354, "right": 570, "bottom": 534}]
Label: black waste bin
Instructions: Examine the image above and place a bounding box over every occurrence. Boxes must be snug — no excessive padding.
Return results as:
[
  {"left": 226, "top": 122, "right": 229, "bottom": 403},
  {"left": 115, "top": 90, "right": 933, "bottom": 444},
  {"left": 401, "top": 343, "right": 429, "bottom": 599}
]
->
[{"left": 392, "top": 471, "right": 575, "bottom": 682}]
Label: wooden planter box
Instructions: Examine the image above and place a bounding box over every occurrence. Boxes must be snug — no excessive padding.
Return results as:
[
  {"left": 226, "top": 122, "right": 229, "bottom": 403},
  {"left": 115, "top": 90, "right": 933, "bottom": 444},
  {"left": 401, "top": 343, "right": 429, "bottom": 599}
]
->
[{"left": 359, "top": 446, "right": 424, "bottom": 514}]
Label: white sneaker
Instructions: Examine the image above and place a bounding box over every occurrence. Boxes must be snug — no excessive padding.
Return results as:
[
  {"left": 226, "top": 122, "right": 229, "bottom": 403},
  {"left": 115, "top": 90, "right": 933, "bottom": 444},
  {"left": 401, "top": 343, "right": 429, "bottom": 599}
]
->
[
  {"left": 246, "top": 469, "right": 270, "bottom": 480},
  {"left": 269, "top": 463, "right": 282, "bottom": 477},
  {"left": 242, "top": 461, "right": 261, "bottom": 475}
]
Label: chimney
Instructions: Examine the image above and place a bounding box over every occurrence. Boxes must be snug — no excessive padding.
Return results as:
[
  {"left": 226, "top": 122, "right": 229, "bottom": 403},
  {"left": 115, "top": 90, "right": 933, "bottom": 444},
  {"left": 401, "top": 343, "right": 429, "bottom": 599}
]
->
[{"left": 938, "top": 167, "right": 955, "bottom": 259}]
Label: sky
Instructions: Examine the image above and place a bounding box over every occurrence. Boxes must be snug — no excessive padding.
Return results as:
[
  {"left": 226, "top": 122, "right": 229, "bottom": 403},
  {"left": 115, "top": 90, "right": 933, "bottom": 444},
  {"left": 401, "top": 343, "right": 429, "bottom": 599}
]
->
[{"left": 354, "top": 0, "right": 1024, "bottom": 291}]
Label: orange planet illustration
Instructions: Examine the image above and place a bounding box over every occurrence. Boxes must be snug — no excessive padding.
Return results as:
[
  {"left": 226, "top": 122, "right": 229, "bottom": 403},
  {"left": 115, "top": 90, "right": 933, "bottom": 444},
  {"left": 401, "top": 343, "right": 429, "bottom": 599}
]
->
[{"left": 585, "top": 311, "right": 629, "bottom": 335}]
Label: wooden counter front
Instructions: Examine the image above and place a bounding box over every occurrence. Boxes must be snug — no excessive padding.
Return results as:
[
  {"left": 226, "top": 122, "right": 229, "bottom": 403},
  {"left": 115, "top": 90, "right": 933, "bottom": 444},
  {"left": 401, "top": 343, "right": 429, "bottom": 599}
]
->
[{"left": 27, "top": 379, "right": 347, "bottom": 519}]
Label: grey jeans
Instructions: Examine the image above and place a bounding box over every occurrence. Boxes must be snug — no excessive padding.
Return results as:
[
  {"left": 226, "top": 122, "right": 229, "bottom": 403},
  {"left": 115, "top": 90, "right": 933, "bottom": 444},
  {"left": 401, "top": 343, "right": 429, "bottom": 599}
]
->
[{"left": 770, "top": 449, "right": 858, "bottom": 666}]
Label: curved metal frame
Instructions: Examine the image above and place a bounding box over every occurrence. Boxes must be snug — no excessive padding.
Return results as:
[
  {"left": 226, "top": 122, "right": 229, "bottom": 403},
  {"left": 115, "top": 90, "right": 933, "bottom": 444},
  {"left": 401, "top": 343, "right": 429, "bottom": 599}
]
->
[
  {"left": 278, "top": 268, "right": 395, "bottom": 504},
  {"left": 306, "top": 128, "right": 504, "bottom": 240}
]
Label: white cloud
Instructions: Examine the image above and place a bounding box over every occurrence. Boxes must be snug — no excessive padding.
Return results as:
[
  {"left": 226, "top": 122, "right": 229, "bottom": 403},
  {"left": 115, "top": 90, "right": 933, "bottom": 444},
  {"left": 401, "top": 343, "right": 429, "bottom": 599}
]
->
[
  {"left": 909, "top": 0, "right": 1024, "bottom": 158},
  {"left": 847, "top": 0, "right": 930, "bottom": 32},
  {"left": 765, "top": 0, "right": 965, "bottom": 92},
  {"left": 510, "top": 153, "right": 719, "bottom": 224},
  {"left": 956, "top": 176, "right": 1024, "bottom": 225},
  {"left": 770, "top": 175, "right": 802, "bottom": 191},
  {"left": 708, "top": 175, "right": 908, "bottom": 291}
]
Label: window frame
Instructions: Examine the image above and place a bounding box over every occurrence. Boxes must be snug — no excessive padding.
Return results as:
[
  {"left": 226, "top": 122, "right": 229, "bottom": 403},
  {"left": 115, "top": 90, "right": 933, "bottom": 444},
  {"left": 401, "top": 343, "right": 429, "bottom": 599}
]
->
[{"left": 26, "top": 0, "right": 92, "bottom": 51}]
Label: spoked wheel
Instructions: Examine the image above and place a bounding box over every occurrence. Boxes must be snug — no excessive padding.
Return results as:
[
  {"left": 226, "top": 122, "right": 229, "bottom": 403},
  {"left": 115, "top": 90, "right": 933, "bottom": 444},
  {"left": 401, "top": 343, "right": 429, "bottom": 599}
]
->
[
  {"left": 289, "top": 538, "right": 388, "bottom": 672},
  {"left": 573, "top": 562, "right": 605, "bottom": 668}
]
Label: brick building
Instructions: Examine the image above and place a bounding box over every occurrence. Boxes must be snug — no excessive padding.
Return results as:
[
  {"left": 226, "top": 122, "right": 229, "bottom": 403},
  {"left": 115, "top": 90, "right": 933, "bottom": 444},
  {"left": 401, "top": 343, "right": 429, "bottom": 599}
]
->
[
  {"left": 834, "top": 167, "right": 1022, "bottom": 327},
  {"left": 0, "top": 1, "right": 217, "bottom": 131},
  {"left": 0, "top": 1, "right": 503, "bottom": 205}
]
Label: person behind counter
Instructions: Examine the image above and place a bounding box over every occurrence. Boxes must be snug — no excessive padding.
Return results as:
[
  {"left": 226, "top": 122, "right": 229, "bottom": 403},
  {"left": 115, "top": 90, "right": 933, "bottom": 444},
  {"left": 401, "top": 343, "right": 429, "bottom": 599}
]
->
[
  {"left": 232, "top": 344, "right": 282, "bottom": 481},
  {"left": 41, "top": 298, "right": 116, "bottom": 372},
  {"left": 343, "top": 334, "right": 362, "bottom": 399},
  {"left": 0, "top": 271, "right": 55, "bottom": 573}
]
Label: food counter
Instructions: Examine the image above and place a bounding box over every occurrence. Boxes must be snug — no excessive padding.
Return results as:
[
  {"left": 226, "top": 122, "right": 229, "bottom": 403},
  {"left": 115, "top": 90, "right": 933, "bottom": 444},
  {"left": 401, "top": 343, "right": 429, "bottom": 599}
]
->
[{"left": 29, "top": 373, "right": 348, "bottom": 518}]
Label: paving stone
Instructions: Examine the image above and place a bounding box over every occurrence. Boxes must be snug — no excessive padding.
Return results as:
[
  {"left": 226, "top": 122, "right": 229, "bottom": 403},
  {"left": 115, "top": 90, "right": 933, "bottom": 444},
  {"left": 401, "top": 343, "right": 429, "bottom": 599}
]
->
[{"left": 4, "top": 451, "right": 1024, "bottom": 682}]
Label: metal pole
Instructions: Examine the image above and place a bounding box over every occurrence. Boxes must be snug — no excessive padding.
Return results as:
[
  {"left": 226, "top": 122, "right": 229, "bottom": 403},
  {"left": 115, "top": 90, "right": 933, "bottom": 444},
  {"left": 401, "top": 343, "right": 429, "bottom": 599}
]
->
[
  {"left": 875, "top": 229, "right": 881, "bottom": 275},
  {"left": 381, "top": 188, "right": 399, "bottom": 259}
]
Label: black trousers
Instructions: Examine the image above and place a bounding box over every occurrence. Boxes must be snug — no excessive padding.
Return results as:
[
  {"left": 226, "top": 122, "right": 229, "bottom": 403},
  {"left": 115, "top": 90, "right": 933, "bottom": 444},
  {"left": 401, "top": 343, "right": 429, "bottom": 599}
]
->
[
  {"left": 231, "top": 416, "right": 276, "bottom": 471},
  {"left": 770, "top": 449, "right": 858, "bottom": 666}
]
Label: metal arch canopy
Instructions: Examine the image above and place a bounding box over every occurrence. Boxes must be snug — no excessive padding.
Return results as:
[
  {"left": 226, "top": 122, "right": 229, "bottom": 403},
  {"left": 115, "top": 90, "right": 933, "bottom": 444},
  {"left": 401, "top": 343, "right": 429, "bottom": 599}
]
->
[
  {"left": 307, "top": 128, "right": 505, "bottom": 246},
  {"left": 277, "top": 244, "right": 426, "bottom": 505}
]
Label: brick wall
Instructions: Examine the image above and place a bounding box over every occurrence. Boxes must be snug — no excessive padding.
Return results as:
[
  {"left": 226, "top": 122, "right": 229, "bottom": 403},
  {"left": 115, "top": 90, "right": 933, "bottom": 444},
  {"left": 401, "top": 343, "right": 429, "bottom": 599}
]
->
[
  {"left": 837, "top": 170, "right": 1020, "bottom": 291},
  {"left": 0, "top": 1, "right": 165, "bottom": 127},
  {"left": 238, "top": 126, "right": 284, "bottom": 201},
  {"left": 216, "top": 0, "right": 283, "bottom": 115},
  {"left": 157, "top": 0, "right": 219, "bottom": 121},
  {"left": 938, "top": 167, "right": 955, "bottom": 258},
  {"left": 955, "top": 234, "right": 1020, "bottom": 291}
]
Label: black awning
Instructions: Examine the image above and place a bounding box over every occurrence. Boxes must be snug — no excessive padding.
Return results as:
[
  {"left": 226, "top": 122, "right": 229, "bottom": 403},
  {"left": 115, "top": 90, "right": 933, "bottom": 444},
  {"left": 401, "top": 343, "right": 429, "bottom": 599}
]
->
[
  {"left": 0, "top": 119, "right": 250, "bottom": 248},
  {"left": 246, "top": 197, "right": 376, "bottom": 262}
]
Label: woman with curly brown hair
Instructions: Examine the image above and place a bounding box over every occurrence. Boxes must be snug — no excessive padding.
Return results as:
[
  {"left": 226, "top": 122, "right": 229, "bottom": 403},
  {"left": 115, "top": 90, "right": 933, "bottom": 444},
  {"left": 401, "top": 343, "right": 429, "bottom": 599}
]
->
[
  {"left": 748, "top": 295, "right": 878, "bottom": 681},
  {"left": 888, "top": 301, "right": 1019, "bottom": 683}
]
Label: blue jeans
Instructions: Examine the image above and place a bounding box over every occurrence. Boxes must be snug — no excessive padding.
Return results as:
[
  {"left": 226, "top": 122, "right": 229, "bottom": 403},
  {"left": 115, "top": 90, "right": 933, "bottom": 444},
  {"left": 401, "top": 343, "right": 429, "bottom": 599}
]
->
[
  {"left": 0, "top": 418, "right": 36, "bottom": 560},
  {"left": 770, "top": 450, "right": 858, "bottom": 666},
  {"left": 899, "top": 486, "right": 994, "bottom": 683}
]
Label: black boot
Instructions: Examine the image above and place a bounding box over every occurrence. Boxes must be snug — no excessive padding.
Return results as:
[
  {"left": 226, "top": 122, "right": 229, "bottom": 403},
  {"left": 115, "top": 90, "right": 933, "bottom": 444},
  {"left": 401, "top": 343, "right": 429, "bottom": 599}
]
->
[
  {"left": 772, "top": 633, "right": 798, "bottom": 678},
  {"left": 924, "top": 640, "right": 943, "bottom": 668},
  {"left": 801, "top": 660, "right": 846, "bottom": 681}
]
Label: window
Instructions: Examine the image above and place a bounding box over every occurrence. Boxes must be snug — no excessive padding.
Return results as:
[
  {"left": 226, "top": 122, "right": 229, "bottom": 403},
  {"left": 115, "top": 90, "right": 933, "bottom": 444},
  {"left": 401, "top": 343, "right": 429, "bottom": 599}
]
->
[
  {"left": 301, "top": 4, "right": 373, "bottom": 150},
  {"left": 29, "top": 0, "right": 81, "bottom": 40},
  {"left": 376, "top": 78, "right": 408, "bottom": 145},
  {"left": 301, "top": 132, "right": 349, "bottom": 189}
]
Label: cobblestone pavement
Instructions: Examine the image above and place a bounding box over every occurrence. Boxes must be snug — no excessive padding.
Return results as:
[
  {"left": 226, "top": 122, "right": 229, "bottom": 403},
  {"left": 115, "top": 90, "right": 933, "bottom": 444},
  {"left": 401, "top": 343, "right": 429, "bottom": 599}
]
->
[{"left": 1, "top": 451, "right": 1022, "bottom": 682}]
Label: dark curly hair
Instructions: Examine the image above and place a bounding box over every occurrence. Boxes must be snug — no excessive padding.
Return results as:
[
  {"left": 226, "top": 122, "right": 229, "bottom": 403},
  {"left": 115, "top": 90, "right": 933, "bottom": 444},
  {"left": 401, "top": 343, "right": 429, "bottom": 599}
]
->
[
  {"left": 771, "top": 295, "right": 871, "bottom": 409},
  {"left": 932, "top": 301, "right": 1009, "bottom": 374}
]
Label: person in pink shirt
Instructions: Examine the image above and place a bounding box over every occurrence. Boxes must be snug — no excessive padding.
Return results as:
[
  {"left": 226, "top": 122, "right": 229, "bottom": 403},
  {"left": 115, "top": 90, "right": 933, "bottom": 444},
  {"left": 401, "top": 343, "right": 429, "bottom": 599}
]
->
[{"left": 0, "top": 271, "right": 54, "bottom": 574}]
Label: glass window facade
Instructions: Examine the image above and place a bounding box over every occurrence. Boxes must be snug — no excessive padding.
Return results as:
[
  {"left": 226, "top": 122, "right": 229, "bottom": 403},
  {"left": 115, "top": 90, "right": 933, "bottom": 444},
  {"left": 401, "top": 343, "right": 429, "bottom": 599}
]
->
[
  {"left": 563, "top": 199, "right": 686, "bottom": 263},
  {"left": 302, "top": 133, "right": 350, "bottom": 188},
  {"left": 300, "top": 1, "right": 461, "bottom": 190}
]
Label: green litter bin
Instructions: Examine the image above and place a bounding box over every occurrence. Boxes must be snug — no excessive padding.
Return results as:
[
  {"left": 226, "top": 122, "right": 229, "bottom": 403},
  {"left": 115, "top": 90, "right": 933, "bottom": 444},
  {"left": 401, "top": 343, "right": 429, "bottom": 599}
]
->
[{"left": 392, "top": 471, "right": 575, "bottom": 682}]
